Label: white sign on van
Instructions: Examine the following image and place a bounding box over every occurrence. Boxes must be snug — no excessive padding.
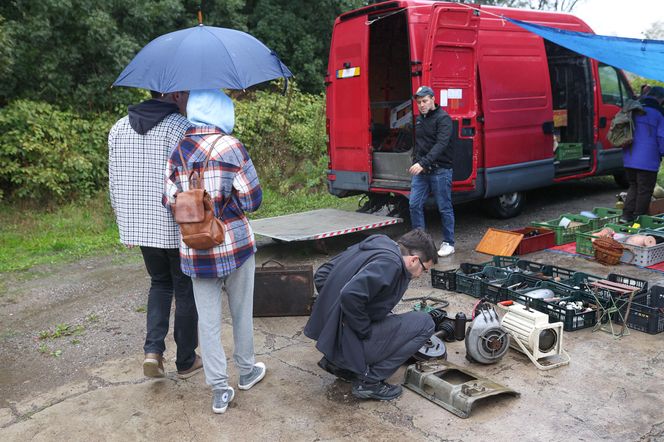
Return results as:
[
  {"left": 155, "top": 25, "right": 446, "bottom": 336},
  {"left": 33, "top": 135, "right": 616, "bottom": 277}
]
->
[
  {"left": 440, "top": 90, "right": 448, "bottom": 107},
  {"left": 448, "top": 88, "right": 462, "bottom": 99}
]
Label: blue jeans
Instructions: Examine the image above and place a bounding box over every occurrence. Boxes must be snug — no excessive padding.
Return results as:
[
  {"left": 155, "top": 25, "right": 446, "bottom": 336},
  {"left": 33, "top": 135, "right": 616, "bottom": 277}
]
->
[
  {"left": 140, "top": 246, "right": 198, "bottom": 371},
  {"left": 409, "top": 167, "right": 455, "bottom": 245}
]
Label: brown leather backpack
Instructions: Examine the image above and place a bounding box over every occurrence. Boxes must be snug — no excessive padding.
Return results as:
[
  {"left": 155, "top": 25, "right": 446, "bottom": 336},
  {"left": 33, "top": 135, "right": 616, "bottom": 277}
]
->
[{"left": 173, "top": 137, "right": 230, "bottom": 250}]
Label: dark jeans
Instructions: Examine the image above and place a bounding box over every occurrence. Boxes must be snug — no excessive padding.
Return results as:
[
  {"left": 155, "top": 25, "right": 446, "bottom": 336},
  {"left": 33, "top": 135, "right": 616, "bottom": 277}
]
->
[
  {"left": 409, "top": 167, "right": 455, "bottom": 245},
  {"left": 359, "top": 311, "right": 434, "bottom": 383},
  {"left": 622, "top": 168, "right": 658, "bottom": 221},
  {"left": 140, "top": 246, "right": 198, "bottom": 371}
]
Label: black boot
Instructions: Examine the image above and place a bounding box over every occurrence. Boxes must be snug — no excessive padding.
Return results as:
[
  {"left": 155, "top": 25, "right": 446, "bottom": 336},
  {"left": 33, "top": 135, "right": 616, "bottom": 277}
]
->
[
  {"left": 351, "top": 379, "right": 402, "bottom": 401},
  {"left": 317, "top": 357, "right": 357, "bottom": 383}
]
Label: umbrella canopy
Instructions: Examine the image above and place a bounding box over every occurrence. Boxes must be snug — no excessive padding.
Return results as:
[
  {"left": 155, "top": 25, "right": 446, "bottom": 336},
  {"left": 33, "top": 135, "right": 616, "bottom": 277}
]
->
[{"left": 113, "top": 25, "right": 293, "bottom": 93}]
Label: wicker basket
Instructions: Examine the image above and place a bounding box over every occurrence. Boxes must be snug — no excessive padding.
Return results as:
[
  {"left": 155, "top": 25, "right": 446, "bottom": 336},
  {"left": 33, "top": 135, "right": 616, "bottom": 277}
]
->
[{"left": 592, "top": 237, "right": 625, "bottom": 265}]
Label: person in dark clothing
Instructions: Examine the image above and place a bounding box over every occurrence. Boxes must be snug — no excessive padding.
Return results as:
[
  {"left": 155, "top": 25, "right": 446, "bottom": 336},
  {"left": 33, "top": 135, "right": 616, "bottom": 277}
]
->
[
  {"left": 304, "top": 229, "right": 438, "bottom": 401},
  {"left": 620, "top": 86, "right": 664, "bottom": 223},
  {"left": 408, "top": 85, "right": 456, "bottom": 257},
  {"left": 108, "top": 90, "right": 202, "bottom": 379}
]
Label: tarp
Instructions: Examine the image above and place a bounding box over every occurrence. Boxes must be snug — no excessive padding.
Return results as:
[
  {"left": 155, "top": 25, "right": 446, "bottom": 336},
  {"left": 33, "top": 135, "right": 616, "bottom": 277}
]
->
[{"left": 506, "top": 17, "right": 664, "bottom": 83}]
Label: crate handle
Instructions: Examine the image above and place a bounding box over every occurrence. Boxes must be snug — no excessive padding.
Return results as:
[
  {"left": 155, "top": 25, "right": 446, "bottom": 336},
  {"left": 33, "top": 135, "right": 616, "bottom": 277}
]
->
[{"left": 261, "top": 259, "right": 286, "bottom": 269}]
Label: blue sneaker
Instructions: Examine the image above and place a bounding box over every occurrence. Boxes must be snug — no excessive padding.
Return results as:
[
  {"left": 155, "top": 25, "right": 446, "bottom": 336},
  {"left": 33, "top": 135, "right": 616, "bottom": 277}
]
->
[
  {"left": 212, "top": 387, "right": 234, "bottom": 414},
  {"left": 238, "top": 362, "right": 266, "bottom": 390}
]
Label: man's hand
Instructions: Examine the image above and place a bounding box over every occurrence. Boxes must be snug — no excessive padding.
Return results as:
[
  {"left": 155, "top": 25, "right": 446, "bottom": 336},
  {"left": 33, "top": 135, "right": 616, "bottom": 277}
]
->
[
  {"left": 125, "top": 244, "right": 136, "bottom": 249},
  {"left": 409, "top": 163, "right": 424, "bottom": 175}
]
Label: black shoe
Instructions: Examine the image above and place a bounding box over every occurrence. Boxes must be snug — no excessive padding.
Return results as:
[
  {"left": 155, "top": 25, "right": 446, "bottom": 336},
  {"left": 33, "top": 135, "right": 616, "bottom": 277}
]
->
[
  {"left": 351, "top": 380, "right": 403, "bottom": 401},
  {"left": 317, "top": 357, "right": 357, "bottom": 383}
]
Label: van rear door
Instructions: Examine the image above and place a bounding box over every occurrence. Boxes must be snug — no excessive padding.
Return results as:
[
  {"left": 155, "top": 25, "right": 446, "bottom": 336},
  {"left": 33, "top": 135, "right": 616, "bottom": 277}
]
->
[
  {"left": 326, "top": 15, "right": 371, "bottom": 194},
  {"left": 424, "top": 4, "right": 480, "bottom": 192}
]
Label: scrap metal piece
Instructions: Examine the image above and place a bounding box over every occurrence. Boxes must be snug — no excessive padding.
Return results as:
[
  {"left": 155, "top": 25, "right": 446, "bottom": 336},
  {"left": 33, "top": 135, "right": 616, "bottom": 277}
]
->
[{"left": 403, "top": 360, "right": 519, "bottom": 418}]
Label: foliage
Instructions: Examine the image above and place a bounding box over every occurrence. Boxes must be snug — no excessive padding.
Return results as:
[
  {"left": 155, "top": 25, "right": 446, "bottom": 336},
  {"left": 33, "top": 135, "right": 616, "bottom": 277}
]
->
[
  {"left": 0, "top": 192, "right": 122, "bottom": 273},
  {"left": 233, "top": 85, "right": 328, "bottom": 192},
  {"left": 0, "top": 100, "right": 115, "bottom": 202},
  {"left": 471, "top": 0, "right": 582, "bottom": 10},
  {"left": 644, "top": 21, "right": 664, "bottom": 40}
]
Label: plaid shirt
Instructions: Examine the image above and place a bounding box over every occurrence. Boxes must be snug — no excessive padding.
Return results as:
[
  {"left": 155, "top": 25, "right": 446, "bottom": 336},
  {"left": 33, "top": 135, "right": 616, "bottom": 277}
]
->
[
  {"left": 108, "top": 113, "right": 190, "bottom": 248},
  {"left": 165, "top": 126, "right": 262, "bottom": 278}
]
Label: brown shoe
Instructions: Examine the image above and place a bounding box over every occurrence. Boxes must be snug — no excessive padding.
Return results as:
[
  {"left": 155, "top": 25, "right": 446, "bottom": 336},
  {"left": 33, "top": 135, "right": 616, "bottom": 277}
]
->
[
  {"left": 177, "top": 354, "right": 203, "bottom": 379},
  {"left": 143, "top": 353, "right": 165, "bottom": 378}
]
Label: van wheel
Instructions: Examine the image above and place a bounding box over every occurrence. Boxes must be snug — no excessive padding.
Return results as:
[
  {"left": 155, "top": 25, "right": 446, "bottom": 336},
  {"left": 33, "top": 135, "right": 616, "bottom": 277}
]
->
[
  {"left": 613, "top": 171, "right": 629, "bottom": 189},
  {"left": 486, "top": 192, "right": 525, "bottom": 219}
]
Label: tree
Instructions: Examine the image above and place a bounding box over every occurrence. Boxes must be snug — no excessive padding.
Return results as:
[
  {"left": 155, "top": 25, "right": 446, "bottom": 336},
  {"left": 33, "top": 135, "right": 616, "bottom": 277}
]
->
[
  {"left": 462, "top": 0, "right": 583, "bottom": 11},
  {"left": 644, "top": 21, "right": 664, "bottom": 40}
]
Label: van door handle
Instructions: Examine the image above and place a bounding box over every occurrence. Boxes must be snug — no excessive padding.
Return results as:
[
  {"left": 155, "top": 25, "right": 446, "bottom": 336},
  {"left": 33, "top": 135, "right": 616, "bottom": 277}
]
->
[
  {"left": 542, "top": 121, "right": 554, "bottom": 134},
  {"left": 599, "top": 117, "right": 607, "bottom": 128}
]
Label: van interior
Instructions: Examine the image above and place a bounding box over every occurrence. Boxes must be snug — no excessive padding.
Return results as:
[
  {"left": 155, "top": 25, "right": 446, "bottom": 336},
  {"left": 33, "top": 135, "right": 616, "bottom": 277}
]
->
[{"left": 367, "top": 13, "right": 596, "bottom": 189}]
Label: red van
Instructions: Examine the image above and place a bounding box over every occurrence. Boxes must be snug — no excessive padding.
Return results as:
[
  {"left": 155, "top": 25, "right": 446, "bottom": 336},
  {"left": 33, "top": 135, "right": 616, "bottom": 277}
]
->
[{"left": 325, "top": 1, "right": 632, "bottom": 218}]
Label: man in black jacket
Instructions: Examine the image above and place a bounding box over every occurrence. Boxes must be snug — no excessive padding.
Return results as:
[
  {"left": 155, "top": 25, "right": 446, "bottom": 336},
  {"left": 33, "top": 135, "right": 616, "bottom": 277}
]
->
[
  {"left": 304, "top": 229, "right": 437, "bottom": 401},
  {"left": 408, "top": 86, "right": 456, "bottom": 257}
]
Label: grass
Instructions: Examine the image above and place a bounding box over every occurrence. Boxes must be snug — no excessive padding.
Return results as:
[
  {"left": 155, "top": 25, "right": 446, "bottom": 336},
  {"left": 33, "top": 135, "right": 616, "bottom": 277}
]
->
[
  {"left": 0, "top": 193, "right": 122, "bottom": 273},
  {"left": 0, "top": 187, "right": 360, "bottom": 273}
]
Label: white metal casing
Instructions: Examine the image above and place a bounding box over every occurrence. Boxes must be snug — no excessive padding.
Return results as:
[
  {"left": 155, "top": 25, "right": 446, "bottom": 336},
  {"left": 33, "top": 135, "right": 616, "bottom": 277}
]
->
[{"left": 501, "top": 304, "right": 564, "bottom": 360}]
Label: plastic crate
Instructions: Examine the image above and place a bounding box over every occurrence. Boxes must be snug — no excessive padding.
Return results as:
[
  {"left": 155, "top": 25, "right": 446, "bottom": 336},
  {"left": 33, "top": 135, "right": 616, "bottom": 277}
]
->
[
  {"left": 615, "top": 232, "right": 664, "bottom": 266},
  {"left": 510, "top": 227, "right": 555, "bottom": 255},
  {"left": 514, "top": 259, "right": 575, "bottom": 282},
  {"left": 505, "top": 278, "right": 570, "bottom": 312},
  {"left": 622, "top": 215, "right": 664, "bottom": 229},
  {"left": 456, "top": 266, "right": 512, "bottom": 298},
  {"left": 575, "top": 223, "right": 639, "bottom": 256},
  {"left": 542, "top": 293, "right": 599, "bottom": 331},
  {"left": 431, "top": 268, "right": 457, "bottom": 291},
  {"left": 587, "top": 207, "right": 623, "bottom": 230},
  {"left": 478, "top": 256, "right": 520, "bottom": 270},
  {"left": 555, "top": 142, "right": 583, "bottom": 161},
  {"left": 616, "top": 286, "right": 664, "bottom": 334},
  {"left": 532, "top": 214, "right": 592, "bottom": 245}
]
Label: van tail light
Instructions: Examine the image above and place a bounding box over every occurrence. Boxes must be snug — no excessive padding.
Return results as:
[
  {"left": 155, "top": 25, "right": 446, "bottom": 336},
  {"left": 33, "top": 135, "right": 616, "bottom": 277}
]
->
[{"left": 327, "top": 173, "right": 336, "bottom": 181}]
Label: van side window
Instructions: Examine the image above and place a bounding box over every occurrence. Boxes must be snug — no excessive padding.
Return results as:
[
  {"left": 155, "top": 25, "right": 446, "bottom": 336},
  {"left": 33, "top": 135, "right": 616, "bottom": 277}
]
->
[{"left": 598, "top": 64, "right": 628, "bottom": 106}]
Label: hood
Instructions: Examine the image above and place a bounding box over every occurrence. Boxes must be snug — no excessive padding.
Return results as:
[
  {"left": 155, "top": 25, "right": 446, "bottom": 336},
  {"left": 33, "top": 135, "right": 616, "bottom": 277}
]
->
[
  {"left": 358, "top": 234, "right": 402, "bottom": 259},
  {"left": 128, "top": 99, "right": 180, "bottom": 135},
  {"left": 641, "top": 97, "right": 664, "bottom": 117}
]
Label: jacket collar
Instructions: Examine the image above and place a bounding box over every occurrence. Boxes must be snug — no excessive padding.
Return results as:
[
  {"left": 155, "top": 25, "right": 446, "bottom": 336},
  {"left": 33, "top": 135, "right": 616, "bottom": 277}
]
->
[{"left": 184, "top": 125, "right": 224, "bottom": 136}]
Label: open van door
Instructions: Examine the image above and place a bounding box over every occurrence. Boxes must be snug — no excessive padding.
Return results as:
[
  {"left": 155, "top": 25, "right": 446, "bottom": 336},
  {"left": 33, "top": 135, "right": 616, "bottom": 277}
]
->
[
  {"left": 423, "top": 3, "right": 481, "bottom": 193},
  {"left": 326, "top": 14, "right": 371, "bottom": 195}
]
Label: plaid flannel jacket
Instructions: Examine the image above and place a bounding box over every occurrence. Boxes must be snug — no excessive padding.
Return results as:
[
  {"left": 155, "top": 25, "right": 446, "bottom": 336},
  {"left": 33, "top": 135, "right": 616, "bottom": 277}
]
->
[
  {"left": 165, "top": 126, "right": 262, "bottom": 278},
  {"left": 108, "top": 113, "right": 190, "bottom": 248}
]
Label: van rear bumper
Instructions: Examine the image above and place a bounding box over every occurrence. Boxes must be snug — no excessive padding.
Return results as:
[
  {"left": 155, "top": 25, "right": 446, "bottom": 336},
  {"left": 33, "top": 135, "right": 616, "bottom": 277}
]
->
[{"left": 327, "top": 170, "right": 370, "bottom": 196}]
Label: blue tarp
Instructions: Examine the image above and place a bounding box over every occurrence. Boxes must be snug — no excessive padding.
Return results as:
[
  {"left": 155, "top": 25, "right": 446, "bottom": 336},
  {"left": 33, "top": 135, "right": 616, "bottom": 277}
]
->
[{"left": 506, "top": 17, "right": 664, "bottom": 82}]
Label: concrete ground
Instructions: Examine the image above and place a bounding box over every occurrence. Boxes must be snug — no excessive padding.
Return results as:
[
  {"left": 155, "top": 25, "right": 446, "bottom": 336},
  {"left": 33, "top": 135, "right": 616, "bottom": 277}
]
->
[{"left": 1, "top": 178, "right": 663, "bottom": 441}]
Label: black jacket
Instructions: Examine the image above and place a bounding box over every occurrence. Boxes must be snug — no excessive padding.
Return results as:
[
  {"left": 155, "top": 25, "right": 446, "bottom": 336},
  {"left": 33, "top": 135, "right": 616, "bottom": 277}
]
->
[
  {"left": 303, "top": 235, "right": 411, "bottom": 374},
  {"left": 413, "top": 105, "right": 453, "bottom": 171}
]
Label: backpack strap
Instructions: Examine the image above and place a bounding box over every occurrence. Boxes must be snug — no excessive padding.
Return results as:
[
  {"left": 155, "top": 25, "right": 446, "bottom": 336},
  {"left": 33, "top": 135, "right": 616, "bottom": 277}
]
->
[{"left": 177, "top": 133, "right": 226, "bottom": 189}]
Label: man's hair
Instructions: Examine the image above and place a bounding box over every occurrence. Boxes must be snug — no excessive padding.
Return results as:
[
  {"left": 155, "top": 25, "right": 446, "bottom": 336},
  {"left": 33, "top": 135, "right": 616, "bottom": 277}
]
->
[
  {"left": 397, "top": 228, "right": 438, "bottom": 264},
  {"left": 647, "top": 86, "right": 664, "bottom": 101},
  {"left": 150, "top": 90, "right": 164, "bottom": 99}
]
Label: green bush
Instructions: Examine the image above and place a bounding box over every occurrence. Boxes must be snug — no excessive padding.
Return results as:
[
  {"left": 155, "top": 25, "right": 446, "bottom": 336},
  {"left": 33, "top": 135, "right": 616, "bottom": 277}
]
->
[
  {"left": 233, "top": 86, "right": 327, "bottom": 192},
  {"left": 0, "top": 100, "right": 115, "bottom": 203}
]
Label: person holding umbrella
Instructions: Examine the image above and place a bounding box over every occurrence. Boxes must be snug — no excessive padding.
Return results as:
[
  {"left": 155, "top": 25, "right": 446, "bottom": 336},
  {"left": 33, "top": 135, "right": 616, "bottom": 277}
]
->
[
  {"left": 108, "top": 90, "right": 202, "bottom": 380},
  {"left": 164, "top": 89, "right": 265, "bottom": 414}
]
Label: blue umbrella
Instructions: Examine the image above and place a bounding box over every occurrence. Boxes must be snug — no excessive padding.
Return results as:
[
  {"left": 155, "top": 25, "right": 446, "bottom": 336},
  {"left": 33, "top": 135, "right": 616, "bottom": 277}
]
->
[{"left": 113, "top": 25, "right": 292, "bottom": 93}]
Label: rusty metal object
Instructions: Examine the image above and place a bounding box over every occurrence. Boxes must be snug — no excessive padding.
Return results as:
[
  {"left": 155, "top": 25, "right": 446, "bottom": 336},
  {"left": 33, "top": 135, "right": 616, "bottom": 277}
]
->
[{"left": 253, "top": 260, "right": 315, "bottom": 317}]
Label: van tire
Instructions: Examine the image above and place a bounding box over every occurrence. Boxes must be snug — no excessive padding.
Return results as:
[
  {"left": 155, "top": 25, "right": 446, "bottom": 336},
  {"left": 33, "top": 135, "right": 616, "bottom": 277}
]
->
[
  {"left": 486, "top": 192, "right": 525, "bottom": 219},
  {"left": 613, "top": 171, "right": 629, "bottom": 189}
]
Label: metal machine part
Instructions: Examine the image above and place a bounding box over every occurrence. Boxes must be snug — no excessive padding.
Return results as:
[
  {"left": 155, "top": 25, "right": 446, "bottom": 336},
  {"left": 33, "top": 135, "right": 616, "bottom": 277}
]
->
[
  {"left": 413, "top": 334, "right": 447, "bottom": 361},
  {"left": 465, "top": 304, "right": 510, "bottom": 364},
  {"left": 500, "top": 303, "right": 570, "bottom": 370},
  {"left": 427, "top": 308, "right": 468, "bottom": 342},
  {"left": 403, "top": 360, "right": 520, "bottom": 418}
]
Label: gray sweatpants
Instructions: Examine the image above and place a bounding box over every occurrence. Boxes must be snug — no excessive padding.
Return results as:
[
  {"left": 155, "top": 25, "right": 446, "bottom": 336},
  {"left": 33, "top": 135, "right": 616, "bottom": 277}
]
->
[{"left": 191, "top": 256, "right": 256, "bottom": 390}]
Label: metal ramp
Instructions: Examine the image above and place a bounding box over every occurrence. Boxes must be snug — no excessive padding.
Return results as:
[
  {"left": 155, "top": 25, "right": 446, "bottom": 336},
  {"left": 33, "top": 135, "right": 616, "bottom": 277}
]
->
[{"left": 250, "top": 208, "right": 402, "bottom": 242}]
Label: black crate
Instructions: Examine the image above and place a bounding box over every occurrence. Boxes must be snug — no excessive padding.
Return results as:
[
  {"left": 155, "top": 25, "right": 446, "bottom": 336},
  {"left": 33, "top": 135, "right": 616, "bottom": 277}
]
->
[
  {"left": 560, "top": 272, "right": 647, "bottom": 307},
  {"left": 506, "top": 279, "right": 564, "bottom": 312},
  {"left": 614, "top": 286, "right": 664, "bottom": 334},
  {"left": 503, "top": 273, "right": 545, "bottom": 302},
  {"left": 542, "top": 293, "right": 598, "bottom": 332},
  {"left": 515, "top": 259, "right": 575, "bottom": 282},
  {"left": 456, "top": 266, "right": 512, "bottom": 298},
  {"left": 431, "top": 268, "right": 456, "bottom": 291},
  {"left": 479, "top": 256, "right": 520, "bottom": 270}
]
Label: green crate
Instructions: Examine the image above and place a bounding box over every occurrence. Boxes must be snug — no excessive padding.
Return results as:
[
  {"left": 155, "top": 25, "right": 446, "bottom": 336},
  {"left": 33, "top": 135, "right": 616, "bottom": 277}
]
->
[
  {"left": 532, "top": 214, "right": 592, "bottom": 245},
  {"left": 478, "top": 256, "right": 520, "bottom": 270},
  {"left": 456, "top": 266, "right": 512, "bottom": 298},
  {"left": 619, "top": 215, "right": 664, "bottom": 229},
  {"left": 575, "top": 223, "right": 639, "bottom": 256},
  {"left": 555, "top": 142, "right": 583, "bottom": 161},
  {"left": 588, "top": 207, "right": 623, "bottom": 229}
]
